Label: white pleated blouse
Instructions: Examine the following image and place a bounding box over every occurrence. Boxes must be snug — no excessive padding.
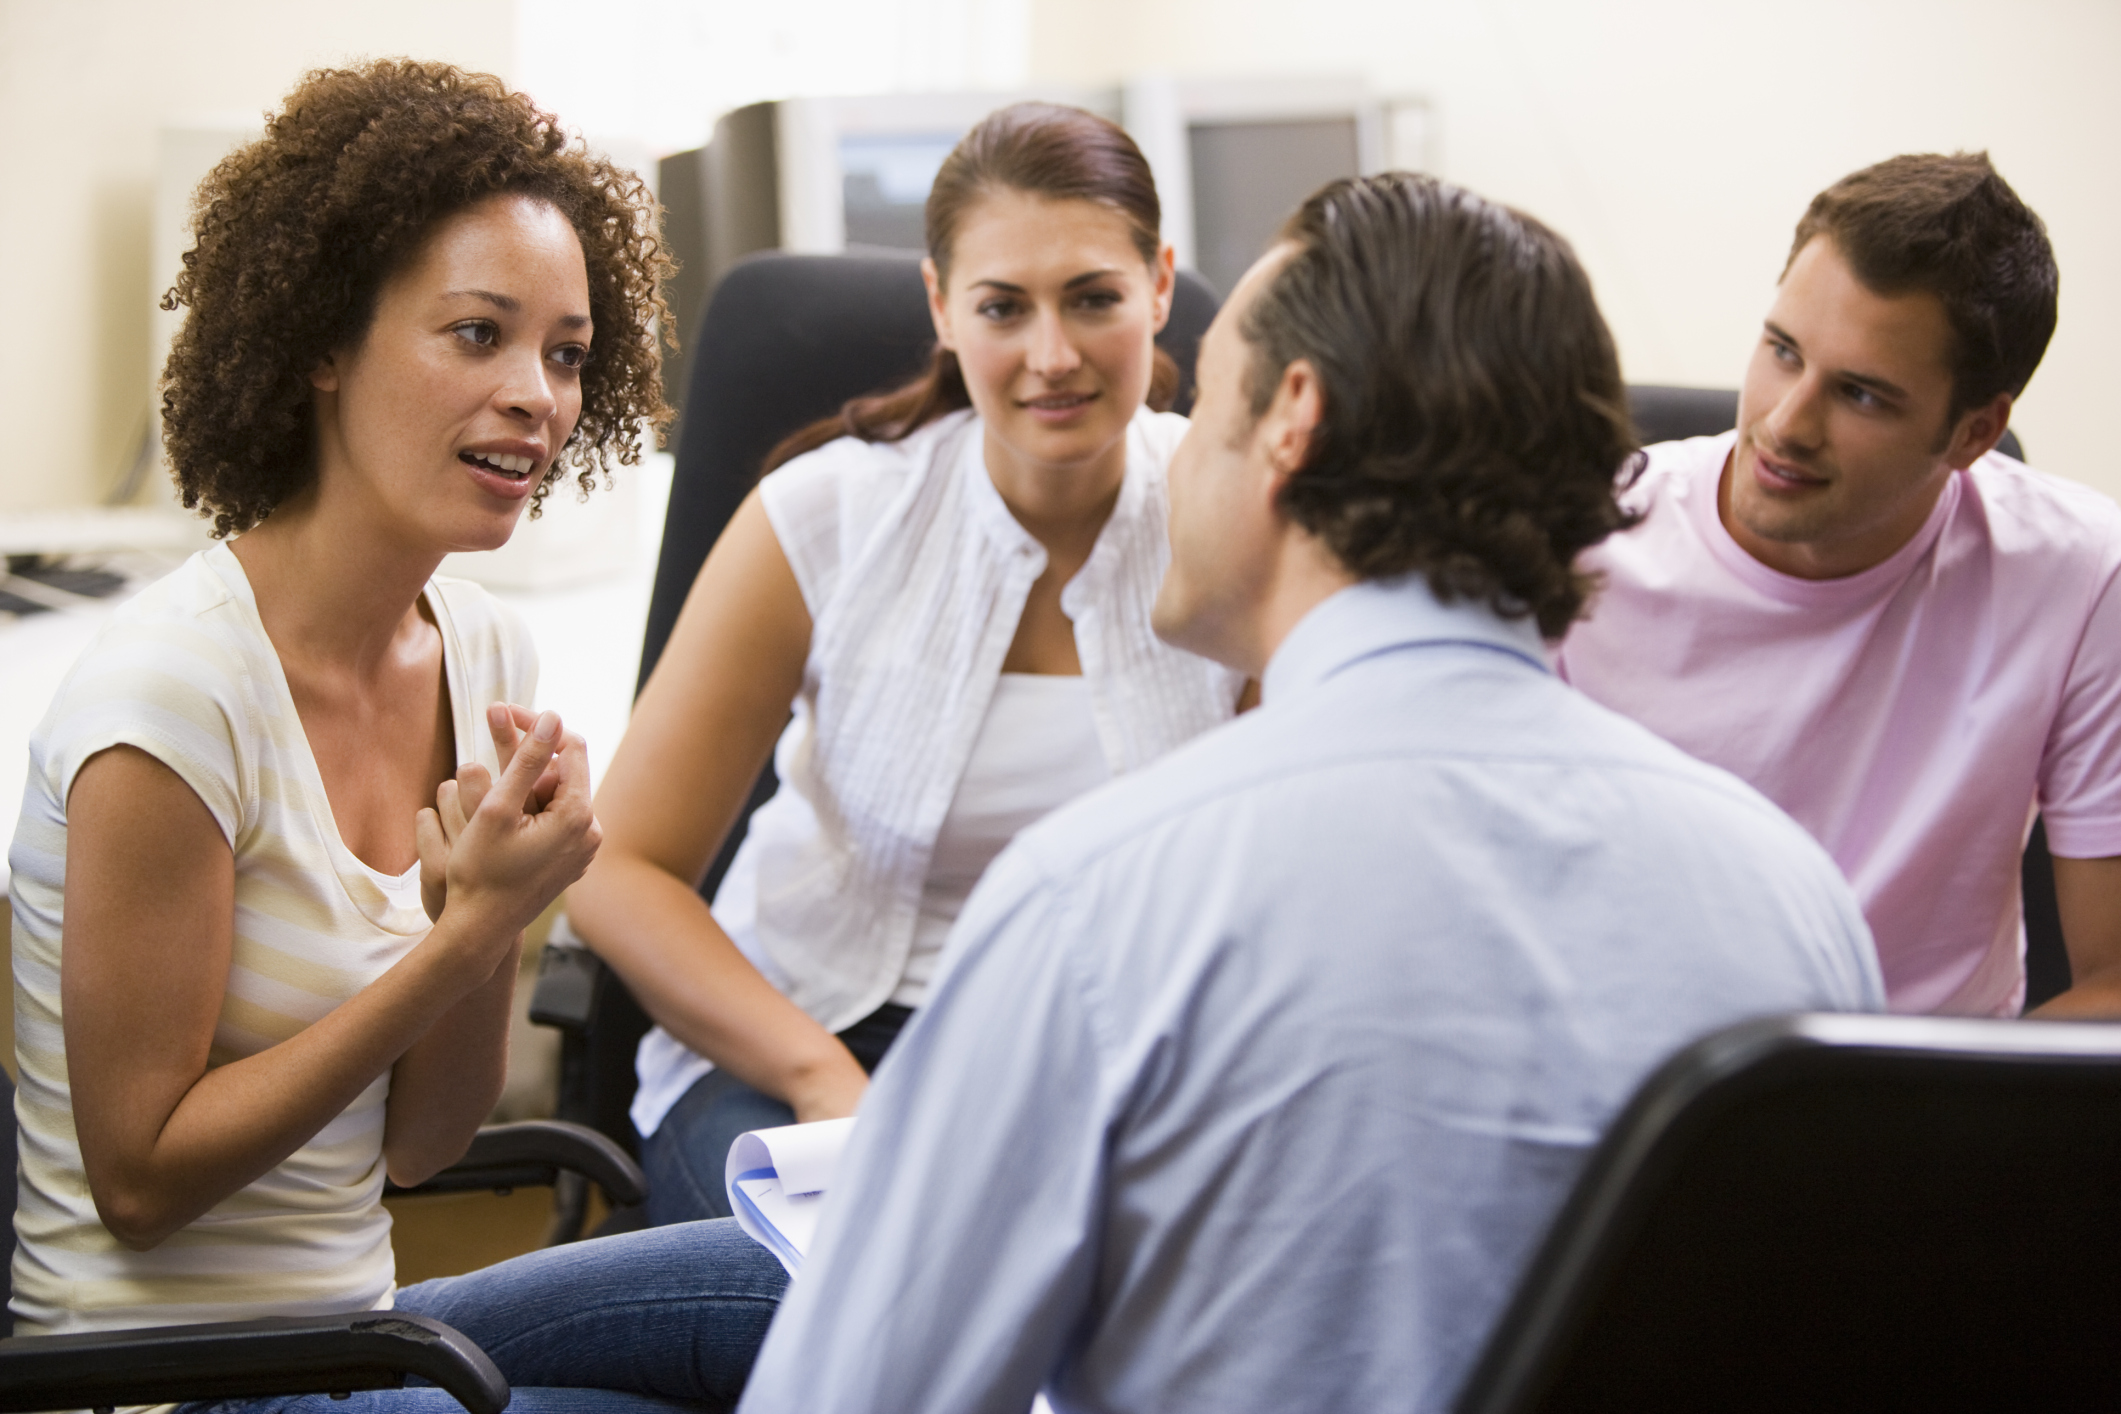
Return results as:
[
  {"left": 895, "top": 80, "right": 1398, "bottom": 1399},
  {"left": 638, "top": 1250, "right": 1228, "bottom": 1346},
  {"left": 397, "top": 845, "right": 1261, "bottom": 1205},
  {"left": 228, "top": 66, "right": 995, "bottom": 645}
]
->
[{"left": 631, "top": 408, "right": 1245, "bottom": 1135}]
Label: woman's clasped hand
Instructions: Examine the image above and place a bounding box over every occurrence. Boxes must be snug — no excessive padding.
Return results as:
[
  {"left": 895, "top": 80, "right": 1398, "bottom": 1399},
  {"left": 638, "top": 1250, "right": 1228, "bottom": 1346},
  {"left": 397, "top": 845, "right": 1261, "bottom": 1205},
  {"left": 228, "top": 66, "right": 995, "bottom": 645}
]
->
[{"left": 416, "top": 703, "right": 603, "bottom": 956}]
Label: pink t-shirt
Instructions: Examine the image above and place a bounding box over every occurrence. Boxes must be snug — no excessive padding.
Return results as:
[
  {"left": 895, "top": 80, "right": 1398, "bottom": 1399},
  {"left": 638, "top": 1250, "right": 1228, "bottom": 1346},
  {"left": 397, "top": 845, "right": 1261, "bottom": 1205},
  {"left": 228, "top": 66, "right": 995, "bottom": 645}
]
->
[{"left": 1558, "top": 432, "right": 2121, "bottom": 1016}]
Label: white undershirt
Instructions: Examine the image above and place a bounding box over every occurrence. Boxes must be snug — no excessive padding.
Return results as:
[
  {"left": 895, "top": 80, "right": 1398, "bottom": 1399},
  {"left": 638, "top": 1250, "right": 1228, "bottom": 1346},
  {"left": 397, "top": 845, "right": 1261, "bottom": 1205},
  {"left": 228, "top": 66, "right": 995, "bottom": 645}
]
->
[
  {"left": 366, "top": 858, "right": 424, "bottom": 910},
  {"left": 890, "top": 673, "right": 1112, "bottom": 1006}
]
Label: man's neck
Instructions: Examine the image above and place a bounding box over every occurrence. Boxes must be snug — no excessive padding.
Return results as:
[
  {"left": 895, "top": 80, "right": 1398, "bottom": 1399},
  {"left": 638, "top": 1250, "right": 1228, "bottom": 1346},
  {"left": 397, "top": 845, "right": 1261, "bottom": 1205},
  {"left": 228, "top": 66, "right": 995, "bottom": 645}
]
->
[{"left": 1243, "top": 531, "right": 1359, "bottom": 677}]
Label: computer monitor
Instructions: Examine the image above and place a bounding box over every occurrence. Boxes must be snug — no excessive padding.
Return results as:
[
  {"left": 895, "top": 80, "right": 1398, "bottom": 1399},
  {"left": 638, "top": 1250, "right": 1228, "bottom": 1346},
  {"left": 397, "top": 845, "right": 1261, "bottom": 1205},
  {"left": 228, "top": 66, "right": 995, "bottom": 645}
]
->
[
  {"left": 658, "top": 87, "right": 1113, "bottom": 416},
  {"left": 656, "top": 80, "right": 1433, "bottom": 410},
  {"left": 1124, "top": 75, "right": 1430, "bottom": 297},
  {"left": 773, "top": 88, "right": 1122, "bottom": 256},
  {"left": 837, "top": 130, "right": 961, "bottom": 254}
]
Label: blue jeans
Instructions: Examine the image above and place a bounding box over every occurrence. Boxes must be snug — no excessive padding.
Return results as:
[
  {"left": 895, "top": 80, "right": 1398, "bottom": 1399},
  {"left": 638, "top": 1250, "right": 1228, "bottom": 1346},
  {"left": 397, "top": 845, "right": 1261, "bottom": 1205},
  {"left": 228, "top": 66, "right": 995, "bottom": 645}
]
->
[
  {"left": 641, "top": 1003, "right": 912, "bottom": 1226},
  {"left": 176, "top": 1218, "right": 787, "bottom": 1414}
]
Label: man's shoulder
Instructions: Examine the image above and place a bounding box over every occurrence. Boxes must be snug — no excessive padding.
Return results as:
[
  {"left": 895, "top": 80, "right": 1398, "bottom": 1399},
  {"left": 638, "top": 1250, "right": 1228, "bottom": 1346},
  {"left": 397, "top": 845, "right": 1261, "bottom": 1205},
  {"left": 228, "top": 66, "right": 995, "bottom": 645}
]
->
[
  {"left": 1964, "top": 452, "right": 2121, "bottom": 571},
  {"left": 1621, "top": 433, "right": 1732, "bottom": 512},
  {"left": 960, "top": 649, "right": 1877, "bottom": 1019},
  {"left": 990, "top": 705, "right": 1294, "bottom": 885},
  {"left": 1569, "top": 435, "right": 1728, "bottom": 587},
  {"left": 999, "top": 648, "right": 1839, "bottom": 895}
]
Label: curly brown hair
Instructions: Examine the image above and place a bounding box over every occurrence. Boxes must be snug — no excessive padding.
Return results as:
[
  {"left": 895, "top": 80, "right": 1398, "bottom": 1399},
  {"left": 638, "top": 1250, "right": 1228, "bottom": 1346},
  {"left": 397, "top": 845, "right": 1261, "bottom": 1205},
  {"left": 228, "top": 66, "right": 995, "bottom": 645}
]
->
[
  {"left": 161, "top": 59, "right": 673, "bottom": 537},
  {"left": 1243, "top": 173, "right": 1641, "bottom": 638}
]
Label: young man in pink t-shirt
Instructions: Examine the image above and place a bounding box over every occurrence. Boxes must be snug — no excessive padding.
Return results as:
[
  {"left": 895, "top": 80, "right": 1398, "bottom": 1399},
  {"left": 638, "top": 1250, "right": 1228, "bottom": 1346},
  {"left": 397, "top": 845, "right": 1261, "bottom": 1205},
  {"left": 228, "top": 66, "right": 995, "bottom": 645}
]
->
[{"left": 1559, "top": 153, "right": 2121, "bottom": 1017}]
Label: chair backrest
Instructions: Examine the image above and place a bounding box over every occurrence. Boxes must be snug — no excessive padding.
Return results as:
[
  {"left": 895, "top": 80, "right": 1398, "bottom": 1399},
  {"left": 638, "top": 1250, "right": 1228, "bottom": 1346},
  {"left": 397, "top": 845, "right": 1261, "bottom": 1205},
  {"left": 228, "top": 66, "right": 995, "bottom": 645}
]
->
[
  {"left": 1456, "top": 1013, "right": 2121, "bottom": 1412},
  {"left": 559, "top": 254, "right": 1223, "bottom": 1150}
]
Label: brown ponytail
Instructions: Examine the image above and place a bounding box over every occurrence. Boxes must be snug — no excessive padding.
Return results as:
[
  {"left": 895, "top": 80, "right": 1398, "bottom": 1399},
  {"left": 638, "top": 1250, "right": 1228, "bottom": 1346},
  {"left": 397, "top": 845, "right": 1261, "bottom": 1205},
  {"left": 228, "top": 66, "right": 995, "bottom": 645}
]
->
[{"left": 762, "top": 102, "right": 1173, "bottom": 476}]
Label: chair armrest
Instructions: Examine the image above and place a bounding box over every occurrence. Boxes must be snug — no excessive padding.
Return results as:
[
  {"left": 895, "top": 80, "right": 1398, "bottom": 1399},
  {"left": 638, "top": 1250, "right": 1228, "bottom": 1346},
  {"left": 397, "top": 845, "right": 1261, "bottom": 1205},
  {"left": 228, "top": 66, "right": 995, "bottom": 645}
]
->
[
  {"left": 391, "top": 1119, "right": 646, "bottom": 1209},
  {"left": 0, "top": 1312, "right": 508, "bottom": 1414}
]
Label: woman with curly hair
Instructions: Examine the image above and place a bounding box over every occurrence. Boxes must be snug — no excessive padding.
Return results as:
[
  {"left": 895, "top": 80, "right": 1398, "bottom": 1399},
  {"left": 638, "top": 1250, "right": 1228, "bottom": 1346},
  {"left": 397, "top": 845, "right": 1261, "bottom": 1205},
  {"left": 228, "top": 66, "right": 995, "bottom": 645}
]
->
[
  {"left": 567, "top": 102, "right": 1248, "bottom": 1226},
  {"left": 7, "top": 59, "right": 784, "bottom": 1411}
]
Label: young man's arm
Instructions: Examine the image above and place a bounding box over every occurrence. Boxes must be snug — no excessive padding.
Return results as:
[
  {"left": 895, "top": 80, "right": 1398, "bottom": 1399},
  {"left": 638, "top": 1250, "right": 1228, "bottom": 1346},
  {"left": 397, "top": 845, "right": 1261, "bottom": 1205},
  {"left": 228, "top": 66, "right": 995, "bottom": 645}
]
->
[
  {"left": 737, "top": 851, "right": 1114, "bottom": 1414},
  {"left": 2028, "top": 855, "right": 2121, "bottom": 1018},
  {"left": 2025, "top": 560, "right": 2121, "bottom": 1018}
]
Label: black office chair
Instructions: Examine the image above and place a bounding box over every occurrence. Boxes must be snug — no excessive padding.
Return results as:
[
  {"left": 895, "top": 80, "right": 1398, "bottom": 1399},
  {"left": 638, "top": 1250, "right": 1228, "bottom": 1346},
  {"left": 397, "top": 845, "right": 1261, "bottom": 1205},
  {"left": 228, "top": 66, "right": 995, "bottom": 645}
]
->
[
  {"left": 0, "top": 1070, "right": 641, "bottom": 1410},
  {"left": 1455, "top": 1011, "right": 2121, "bottom": 1412},
  {"left": 0, "top": 1312, "right": 504, "bottom": 1414},
  {"left": 529, "top": 253, "right": 1222, "bottom": 1195},
  {"left": 1626, "top": 387, "right": 2066, "bottom": 1006}
]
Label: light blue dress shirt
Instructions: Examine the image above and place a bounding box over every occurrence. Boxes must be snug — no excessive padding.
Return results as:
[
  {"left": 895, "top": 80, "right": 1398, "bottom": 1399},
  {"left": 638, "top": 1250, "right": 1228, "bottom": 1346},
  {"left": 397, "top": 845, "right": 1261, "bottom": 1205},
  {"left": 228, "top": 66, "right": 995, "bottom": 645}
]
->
[{"left": 739, "top": 576, "right": 1884, "bottom": 1414}]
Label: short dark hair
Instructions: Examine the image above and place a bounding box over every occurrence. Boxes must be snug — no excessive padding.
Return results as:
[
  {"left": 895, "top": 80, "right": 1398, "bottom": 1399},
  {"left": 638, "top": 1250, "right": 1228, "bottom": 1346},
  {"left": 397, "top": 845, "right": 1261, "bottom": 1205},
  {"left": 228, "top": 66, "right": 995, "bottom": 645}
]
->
[
  {"left": 1786, "top": 152, "right": 2057, "bottom": 419},
  {"left": 1241, "top": 172, "right": 1640, "bottom": 638},
  {"left": 161, "top": 59, "right": 674, "bottom": 538}
]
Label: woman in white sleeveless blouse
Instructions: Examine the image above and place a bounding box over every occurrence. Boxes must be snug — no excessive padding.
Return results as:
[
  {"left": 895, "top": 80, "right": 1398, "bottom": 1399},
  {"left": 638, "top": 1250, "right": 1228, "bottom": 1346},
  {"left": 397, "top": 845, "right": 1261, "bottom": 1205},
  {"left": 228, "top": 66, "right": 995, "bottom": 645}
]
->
[
  {"left": 8, "top": 61, "right": 787, "bottom": 1412},
  {"left": 569, "top": 104, "right": 1249, "bottom": 1226}
]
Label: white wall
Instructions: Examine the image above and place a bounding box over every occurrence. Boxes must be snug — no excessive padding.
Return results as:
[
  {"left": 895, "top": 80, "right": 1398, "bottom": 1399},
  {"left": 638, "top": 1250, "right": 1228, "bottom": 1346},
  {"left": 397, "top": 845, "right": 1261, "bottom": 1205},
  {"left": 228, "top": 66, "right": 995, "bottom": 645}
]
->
[
  {"left": 515, "top": 0, "right": 1030, "bottom": 155},
  {"left": 1031, "top": 0, "right": 2121, "bottom": 502},
  {"left": 7, "top": 0, "right": 2113, "bottom": 513},
  {"left": 0, "top": 0, "right": 515, "bottom": 513},
  {"left": 0, "top": 0, "right": 1040, "bottom": 516}
]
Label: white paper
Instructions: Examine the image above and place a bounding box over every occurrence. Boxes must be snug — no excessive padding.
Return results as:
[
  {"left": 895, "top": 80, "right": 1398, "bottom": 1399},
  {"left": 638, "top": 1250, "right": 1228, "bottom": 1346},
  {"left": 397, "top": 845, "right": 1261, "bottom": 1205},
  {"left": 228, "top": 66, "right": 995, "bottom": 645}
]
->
[
  {"left": 759, "top": 1115, "right": 855, "bottom": 1194},
  {"left": 725, "top": 1117, "right": 859, "bottom": 1275},
  {"left": 732, "top": 1176, "right": 826, "bottom": 1268}
]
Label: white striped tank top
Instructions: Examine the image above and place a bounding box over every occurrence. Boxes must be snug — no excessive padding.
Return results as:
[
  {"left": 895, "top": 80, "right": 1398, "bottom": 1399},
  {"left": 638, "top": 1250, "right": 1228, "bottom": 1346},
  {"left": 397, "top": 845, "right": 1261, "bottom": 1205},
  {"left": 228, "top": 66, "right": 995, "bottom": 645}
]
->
[{"left": 6, "top": 543, "right": 535, "bottom": 1334}]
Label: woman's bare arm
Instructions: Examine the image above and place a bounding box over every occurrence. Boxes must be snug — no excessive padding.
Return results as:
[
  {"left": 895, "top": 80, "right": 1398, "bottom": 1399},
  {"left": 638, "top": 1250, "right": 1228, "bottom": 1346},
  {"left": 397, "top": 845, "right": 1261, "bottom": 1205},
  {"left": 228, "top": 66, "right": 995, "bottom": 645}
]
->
[
  {"left": 65, "top": 715, "right": 593, "bottom": 1248},
  {"left": 568, "top": 489, "right": 870, "bottom": 1121},
  {"left": 380, "top": 707, "right": 590, "bottom": 1185},
  {"left": 380, "top": 936, "right": 520, "bottom": 1185}
]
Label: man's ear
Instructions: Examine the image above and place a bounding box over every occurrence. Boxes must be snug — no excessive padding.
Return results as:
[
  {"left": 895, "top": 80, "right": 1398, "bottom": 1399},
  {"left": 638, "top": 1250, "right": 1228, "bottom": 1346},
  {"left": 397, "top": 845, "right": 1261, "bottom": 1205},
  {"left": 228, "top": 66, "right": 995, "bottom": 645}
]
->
[
  {"left": 922, "top": 258, "right": 955, "bottom": 351},
  {"left": 1945, "top": 391, "right": 2014, "bottom": 470},
  {"left": 1259, "top": 358, "right": 1325, "bottom": 503}
]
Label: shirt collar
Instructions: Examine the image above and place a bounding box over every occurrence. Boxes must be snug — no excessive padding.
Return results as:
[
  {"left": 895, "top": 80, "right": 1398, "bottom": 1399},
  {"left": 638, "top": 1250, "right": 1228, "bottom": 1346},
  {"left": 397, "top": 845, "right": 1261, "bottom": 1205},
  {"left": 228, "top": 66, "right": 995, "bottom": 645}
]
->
[
  {"left": 959, "top": 408, "right": 1158, "bottom": 601},
  {"left": 1261, "top": 575, "right": 1552, "bottom": 705},
  {"left": 1687, "top": 431, "right": 1963, "bottom": 608},
  {"left": 956, "top": 413, "right": 1044, "bottom": 564}
]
